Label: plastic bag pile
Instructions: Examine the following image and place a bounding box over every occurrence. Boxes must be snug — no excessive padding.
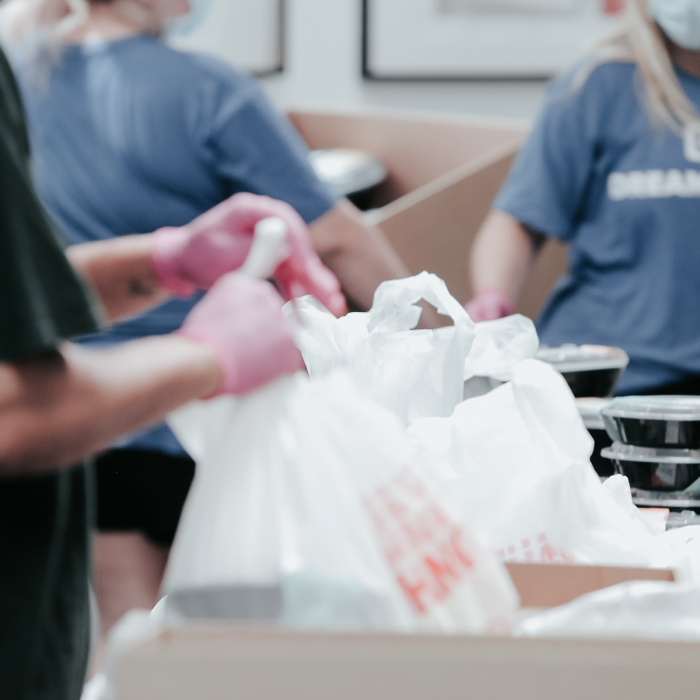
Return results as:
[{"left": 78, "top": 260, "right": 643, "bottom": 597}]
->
[
  {"left": 166, "top": 371, "right": 518, "bottom": 634},
  {"left": 163, "top": 272, "right": 700, "bottom": 640}
]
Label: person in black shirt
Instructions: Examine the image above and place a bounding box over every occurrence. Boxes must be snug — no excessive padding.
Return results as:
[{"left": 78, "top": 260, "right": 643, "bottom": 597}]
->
[{"left": 0, "top": 41, "right": 328, "bottom": 700}]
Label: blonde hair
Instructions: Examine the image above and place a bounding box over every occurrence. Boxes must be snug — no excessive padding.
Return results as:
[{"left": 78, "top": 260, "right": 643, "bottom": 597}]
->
[
  {"left": 0, "top": 0, "right": 75, "bottom": 43},
  {"left": 594, "top": 0, "right": 699, "bottom": 130}
]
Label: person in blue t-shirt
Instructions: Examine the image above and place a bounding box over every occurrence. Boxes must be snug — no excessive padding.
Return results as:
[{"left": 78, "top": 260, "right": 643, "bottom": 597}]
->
[
  {"left": 0, "top": 0, "right": 422, "bottom": 654},
  {"left": 466, "top": 0, "right": 700, "bottom": 398}
]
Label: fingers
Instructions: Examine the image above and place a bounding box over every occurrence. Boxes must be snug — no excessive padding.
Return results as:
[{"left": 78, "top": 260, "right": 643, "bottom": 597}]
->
[
  {"left": 193, "top": 193, "right": 346, "bottom": 315},
  {"left": 276, "top": 257, "right": 347, "bottom": 317},
  {"left": 464, "top": 289, "right": 514, "bottom": 322},
  {"left": 222, "top": 193, "right": 309, "bottom": 239},
  {"left": 179, "top": 274, "right": 304, "bottom": 395}
]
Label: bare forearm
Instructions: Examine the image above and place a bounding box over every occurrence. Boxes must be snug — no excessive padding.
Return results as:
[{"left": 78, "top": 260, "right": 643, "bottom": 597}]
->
[
  {"left": 470, "top": 211, "right": 541, "bottom": 303},
  {"left": 308, "top": 201, "right": 443, "bottom": 328},
  {"left": 310, "top": 200, "right": 410, "bottom": 310},
  {"left": 67, "top": 235, "right": 170, "bottom": 322},
  {"left": 0, "top": 337, "right": 220, "bottom": 476}
]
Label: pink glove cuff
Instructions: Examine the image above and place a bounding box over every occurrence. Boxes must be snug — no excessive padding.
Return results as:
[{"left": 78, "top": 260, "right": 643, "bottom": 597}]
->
[
  {"left": 464, "top": 288, "right": 515, "bottom": 323},
  {"left": 149, "top": 227, "right": 197, "bottom": 297},
  {"left": 176, "top": 274, "right": 305, "bottom": 396},
  {"left": 176, "top": 326, "right": 241, "bottom": 397},
  {"left": 177, "top": 324, "right": 304, "bottom": 397}
]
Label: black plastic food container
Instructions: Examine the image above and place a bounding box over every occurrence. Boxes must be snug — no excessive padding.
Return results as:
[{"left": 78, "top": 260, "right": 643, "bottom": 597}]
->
[
  {"left": 602, "top": 396, "right": 700, "bottom": 449},
  {"left": 629, "top": 488, "right": 700, "bottom": 512},
  {"left": 537, "top": 344, "right": 629, "bottom": 398},
  {"left": 601, "top": 442, "right": 700, "bottom": 492}
]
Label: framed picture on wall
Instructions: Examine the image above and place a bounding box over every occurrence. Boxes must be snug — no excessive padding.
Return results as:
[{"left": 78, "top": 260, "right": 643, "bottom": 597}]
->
[
  {"left": 169, "top": 0, "right": 285, "bottom": 76},
  {"left": 363, "top": 0, "right": 624, "bottom": 81}
]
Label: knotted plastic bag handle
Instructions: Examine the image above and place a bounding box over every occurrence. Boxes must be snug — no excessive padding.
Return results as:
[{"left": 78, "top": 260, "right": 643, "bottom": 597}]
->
[{"left": 367, "top": 271, "right": 473, "bottom": 334}]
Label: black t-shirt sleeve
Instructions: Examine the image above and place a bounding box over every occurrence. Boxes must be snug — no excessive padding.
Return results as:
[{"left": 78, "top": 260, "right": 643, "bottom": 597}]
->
[{"left": 0, "top": 48, "right": 101, "bottom": 362}]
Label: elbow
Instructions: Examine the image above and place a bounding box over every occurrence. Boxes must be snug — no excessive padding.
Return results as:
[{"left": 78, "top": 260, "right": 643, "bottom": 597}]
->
[
  {"left": 0, "top": 425, "right": 35, "bottom": 477},
  {"left": 0, "top": 421, "right": 76, "bottom": 477}
]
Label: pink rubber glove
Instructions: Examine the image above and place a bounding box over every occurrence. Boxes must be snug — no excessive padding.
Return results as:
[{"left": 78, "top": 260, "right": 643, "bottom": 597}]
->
[
  {"left": 464, "top": 288, "right": 515, "bottom": 322},
  {"left": 150, "top": 192, "right": 347, "bottom": 316},
  {"left": 178, "top": 273, "right": 304, "bottom": 395}
]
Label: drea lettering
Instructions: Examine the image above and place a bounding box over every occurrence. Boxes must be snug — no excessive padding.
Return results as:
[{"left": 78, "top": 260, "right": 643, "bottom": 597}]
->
[{"left": 607, "top": 169, "right": 700, "bottom": 201}]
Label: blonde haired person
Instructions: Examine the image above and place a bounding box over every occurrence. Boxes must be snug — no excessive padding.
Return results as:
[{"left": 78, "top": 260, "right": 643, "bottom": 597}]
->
[
  {"left": 0, "top": 0, "right": 426, "bottom": 662},
  {"left": 467, "top": 0, "right": 700, "bottom": 397}
]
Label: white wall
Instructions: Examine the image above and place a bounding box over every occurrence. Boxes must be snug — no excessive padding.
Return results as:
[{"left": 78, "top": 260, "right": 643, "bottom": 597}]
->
[{"left": 259, "top": 0, "right": 549, "bottom": 123}]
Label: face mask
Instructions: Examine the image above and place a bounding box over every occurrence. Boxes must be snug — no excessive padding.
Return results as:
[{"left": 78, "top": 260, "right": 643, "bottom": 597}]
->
[
  {"left": 649, "top": 0, "right": 700, "bottom": 51},
  {"left": 166, "top": 0, "right": 213, "bottom": 38}
]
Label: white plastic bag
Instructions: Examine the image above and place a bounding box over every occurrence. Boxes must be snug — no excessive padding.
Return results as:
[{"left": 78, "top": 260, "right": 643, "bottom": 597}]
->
[
  {"left": 164, "top": 371, "right": 518, "bottom": 633},
  {"left": 515, "top": 581, "right": 700, "bottom": 642},
  {"left": 409, "top": 359, "right": 678, "bottom": 569},
  {"left": 286, "top": 273, "right": 475, "bottom": 426},
  {"left": 463, "top": 314, "right": 539, "bottom": 383}
]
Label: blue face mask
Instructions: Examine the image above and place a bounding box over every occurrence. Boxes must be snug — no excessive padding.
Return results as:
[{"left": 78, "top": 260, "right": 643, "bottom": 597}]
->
[
  {"left": 166, "top": 0, "right": 213, "bottom": 38},
  {"left": 649, "top": 0, "right": 700, "bottom": 51}
]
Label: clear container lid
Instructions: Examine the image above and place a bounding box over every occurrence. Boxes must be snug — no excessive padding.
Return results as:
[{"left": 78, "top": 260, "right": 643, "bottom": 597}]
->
[
  {"left": 601, "top": 442, "right": 700, "bottom": 464},
  {"left": 666, "top": 510, "right": 700, "bottom": 530},
  {"left": 576, "top": 398, "right": 612, "bottom": 430},
  {"left": 602, "top": 395, "right": 700, "bottom": 422},
  {"left": 631, "top": 489, "right": 700, "bottom": 509},
  {"left": 308, "top": 149, "right": 387, "bottom": 196},
  {"left": 536, "top": 344, "right": 629, "bottom": 372}
]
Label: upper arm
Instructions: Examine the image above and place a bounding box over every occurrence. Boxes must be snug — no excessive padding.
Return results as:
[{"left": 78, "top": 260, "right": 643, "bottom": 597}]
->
[
  {"left": 0, "top": 352, "right": 67, "bottom": 474},
  {"left": 494, "top": 67, "right": 603, "bottom": 242},
  {"left": 202, "top": 74, "right": 338, "bottom": 224}
]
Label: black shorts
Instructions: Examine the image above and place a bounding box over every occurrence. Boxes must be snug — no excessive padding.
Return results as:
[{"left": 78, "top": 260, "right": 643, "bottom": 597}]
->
[{"left": 95, "top": 449, "right": 195, "bottom": 547}]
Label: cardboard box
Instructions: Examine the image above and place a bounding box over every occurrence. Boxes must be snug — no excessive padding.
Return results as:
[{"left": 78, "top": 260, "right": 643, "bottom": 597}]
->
[
  {"left": 288, "top": 110, "right": 568, "bottom": 320},
  {"left": 116, "top": 624, "right": 695, "bottom": 700},
  {"left": 115, "top": 563, "right": 683, "bottom": 700},
  {"left": 505, "top": 562, "right": 675, "bottom": 609}
]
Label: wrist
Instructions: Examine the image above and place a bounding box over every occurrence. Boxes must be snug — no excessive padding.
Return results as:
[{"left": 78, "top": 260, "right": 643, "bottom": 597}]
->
[
  {"left": 170, "top": 334, "right": 226, "bottom": 399},
  {"left": 478, "top": 288, "right": 514, "bottom": 308},
  {"left": 149, "top": 227, "right": 196, "bottom": 296},
  {"left": 175, "top": 328, "right": 240, "bottom": 398},
  {"left": 466, "top": 288, "right": 515, "bottom": 322}
]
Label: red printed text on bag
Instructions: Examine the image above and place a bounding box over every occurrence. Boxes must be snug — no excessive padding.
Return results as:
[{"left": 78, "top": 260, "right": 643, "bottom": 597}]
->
[{"left": 364, "top": 469, "right": 474, "bottom": 614}]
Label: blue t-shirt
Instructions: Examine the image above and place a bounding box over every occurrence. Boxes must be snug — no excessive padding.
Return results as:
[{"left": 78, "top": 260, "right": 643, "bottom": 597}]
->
[
  {"left": 495, "top": 60, "right": 700, "bottom": 394},
  {"left": 13, "top": 34, "right": 337, "bottom": 455}
]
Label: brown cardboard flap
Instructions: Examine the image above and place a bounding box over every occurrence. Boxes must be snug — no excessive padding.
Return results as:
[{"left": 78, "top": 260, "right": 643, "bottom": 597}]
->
[
  {"left": 289, "top": 110, "right": 571, "bottom": 318},
  {"left": 376, "top": 148, "right": 518, "bottom": 305},
  {"left": 506, "top": 562, "right": 675, "bottom": 609},
  {"left": 288, "top": 110, "right": 526, "bottom": 203}
]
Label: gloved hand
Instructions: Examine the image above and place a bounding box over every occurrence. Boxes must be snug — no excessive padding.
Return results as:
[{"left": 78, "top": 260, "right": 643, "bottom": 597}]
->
[
  {"left": 464, "top": 288, "right": 515, "bottom": 323},
  {"left": 178, "top": 273, "right": 304, "bottom": 395},
  {"left": 150, "top": 192, "right": 347, "bottom": 316}
]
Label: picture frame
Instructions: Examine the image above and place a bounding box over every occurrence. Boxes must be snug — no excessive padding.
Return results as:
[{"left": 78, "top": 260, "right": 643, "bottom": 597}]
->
[
  {"left": 362, "top": 0, "right": 624, "bottom": 81},
  {"left": 169, "top": 0, "right": 285, "bottom": 77}
]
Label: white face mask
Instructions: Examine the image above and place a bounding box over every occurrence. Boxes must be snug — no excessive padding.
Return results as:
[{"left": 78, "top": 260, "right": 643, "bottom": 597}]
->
[{"left": 649, "top": 0, "right": 700, "bottom": 51}]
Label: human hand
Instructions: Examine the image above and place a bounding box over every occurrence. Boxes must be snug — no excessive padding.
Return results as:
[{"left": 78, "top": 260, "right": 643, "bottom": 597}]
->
[
  {"left": 464, "top": 288, "right": 515, "bottom": 322},
  {"left": 177, "top": 273, "right": 304, "bottom": 395},
  {"left": 149, "top": 192, "right": 346, "bottom": 316}
]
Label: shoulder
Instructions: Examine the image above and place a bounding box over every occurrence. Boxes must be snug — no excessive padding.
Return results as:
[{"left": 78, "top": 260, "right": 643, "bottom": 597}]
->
[
  {"left": 533, "top": 59, "right": 640, "bottom": 141},
  {"left": 118, "top": 37, "right": 259, "bottom": 99},
  {"left": 547, "top": 59, "right": 637, "bottom": 105}
]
